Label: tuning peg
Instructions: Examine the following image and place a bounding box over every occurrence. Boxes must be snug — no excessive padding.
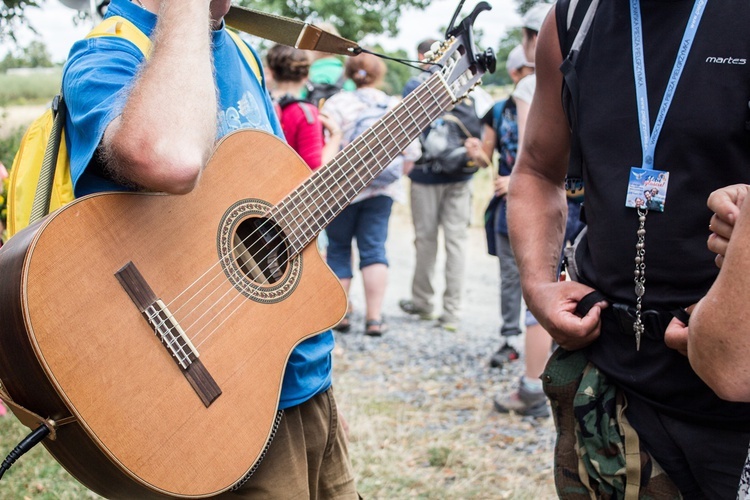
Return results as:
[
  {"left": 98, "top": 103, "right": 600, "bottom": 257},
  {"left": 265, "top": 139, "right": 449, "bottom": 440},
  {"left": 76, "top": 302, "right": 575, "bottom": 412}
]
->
[{"left": 477, "top": 48, "right": 497, "bottom": 74}]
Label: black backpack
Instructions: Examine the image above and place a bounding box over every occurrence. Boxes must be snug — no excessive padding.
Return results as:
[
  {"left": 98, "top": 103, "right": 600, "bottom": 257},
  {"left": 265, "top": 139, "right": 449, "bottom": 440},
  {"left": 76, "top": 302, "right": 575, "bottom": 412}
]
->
[
  {"left": 415, "top": 97, "right": 483, "bottom": 176},
  {"left": 304, "top": 72, "right": 347, "bottom": 109}
]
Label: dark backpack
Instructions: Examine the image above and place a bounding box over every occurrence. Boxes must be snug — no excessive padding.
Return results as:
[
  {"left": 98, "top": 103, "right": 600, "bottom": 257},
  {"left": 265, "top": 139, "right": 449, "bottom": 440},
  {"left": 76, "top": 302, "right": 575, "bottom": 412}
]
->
[
  {"left": 274, "top": 94, "right": 316, "bottom": 125},
  {"left": 304, "top": 72, "right": 347, "bottom": 109},
  {"left": 415, "top": 98, "right": 482, "bottom": 176}
]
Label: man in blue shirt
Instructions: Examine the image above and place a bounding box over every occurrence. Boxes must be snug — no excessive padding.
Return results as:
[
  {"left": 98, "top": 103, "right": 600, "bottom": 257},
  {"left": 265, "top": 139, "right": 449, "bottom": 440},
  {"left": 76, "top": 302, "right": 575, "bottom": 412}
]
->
[{"left": 63, "top": 0, "right": 357, "bottom": 497}]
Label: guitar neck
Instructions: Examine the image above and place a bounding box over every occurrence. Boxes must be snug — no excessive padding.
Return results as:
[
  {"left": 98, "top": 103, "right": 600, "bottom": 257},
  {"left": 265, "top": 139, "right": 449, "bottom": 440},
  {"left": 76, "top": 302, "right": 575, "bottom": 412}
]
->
[{"left": 273, "top": 72, "right": 455, "bottom": 255}]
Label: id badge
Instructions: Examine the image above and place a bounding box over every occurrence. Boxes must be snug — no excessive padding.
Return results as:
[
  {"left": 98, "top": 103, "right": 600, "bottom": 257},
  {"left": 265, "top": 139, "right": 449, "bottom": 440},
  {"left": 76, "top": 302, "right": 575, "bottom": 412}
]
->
[{"left": 625, "top": 167, "right": 669, "bottom": 212}]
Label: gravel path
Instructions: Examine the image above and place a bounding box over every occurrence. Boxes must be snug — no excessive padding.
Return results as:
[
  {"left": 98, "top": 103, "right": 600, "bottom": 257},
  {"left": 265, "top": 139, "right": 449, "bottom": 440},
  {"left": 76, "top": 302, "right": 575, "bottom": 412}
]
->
[{"left": 331, "top": 200, "right": 558, "bottom": 498}]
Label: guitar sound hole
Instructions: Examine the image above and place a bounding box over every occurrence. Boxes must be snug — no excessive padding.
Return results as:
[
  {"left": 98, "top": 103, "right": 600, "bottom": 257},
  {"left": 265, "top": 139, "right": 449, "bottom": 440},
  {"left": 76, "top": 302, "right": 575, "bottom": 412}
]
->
[{"left": 232, "top": 217, "right": 288, "bottom": 285}]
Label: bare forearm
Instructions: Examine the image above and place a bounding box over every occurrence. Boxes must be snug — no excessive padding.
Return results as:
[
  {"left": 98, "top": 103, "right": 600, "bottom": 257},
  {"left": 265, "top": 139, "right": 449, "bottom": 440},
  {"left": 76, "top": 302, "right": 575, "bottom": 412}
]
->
[
  {"left": 105, "top": 0, "right": 217, "bottom": 193},
  {"left": 507, "top": 162, "right": 567, "bottom": 290},
  {"left": 690, "top": 200, "right": 750, "bottom": 401}
]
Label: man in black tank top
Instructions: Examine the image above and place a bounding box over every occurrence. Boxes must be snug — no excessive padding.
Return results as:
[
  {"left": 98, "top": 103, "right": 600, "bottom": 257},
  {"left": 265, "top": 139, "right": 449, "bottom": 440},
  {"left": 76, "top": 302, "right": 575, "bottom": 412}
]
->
[{"left": 507, "top": 1, "right": 750, "bottom": 498}]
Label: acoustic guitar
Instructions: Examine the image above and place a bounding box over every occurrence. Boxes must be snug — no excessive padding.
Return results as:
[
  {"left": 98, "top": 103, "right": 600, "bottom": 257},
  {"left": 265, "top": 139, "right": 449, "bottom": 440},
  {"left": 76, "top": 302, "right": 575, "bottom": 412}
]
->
[{"left": 0, "top": 7, "right": 494, "bottom": 498}]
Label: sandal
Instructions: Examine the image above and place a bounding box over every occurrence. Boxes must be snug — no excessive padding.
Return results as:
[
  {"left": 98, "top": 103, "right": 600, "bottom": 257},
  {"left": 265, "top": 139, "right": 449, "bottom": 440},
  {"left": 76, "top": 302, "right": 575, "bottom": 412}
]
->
[
  {"left": 334, "top": 312, "right": 351, "bottom": 333},
  {"left": 365, "top": 318, "right": 387, "bottom": 337}
]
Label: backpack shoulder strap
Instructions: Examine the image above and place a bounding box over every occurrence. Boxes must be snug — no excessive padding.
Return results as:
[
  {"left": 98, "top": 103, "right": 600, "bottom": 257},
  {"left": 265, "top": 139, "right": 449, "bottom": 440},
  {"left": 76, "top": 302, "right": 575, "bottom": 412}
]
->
[
  {"left": 29, "top": 16, "right": 154, "bottom": 226},
  {"left": 225, "top": 29, "right": 263, "bottom": 84},
  {"left": 85, "top": 16, "right": 152, "bottom": 57},
  {"left": 557, "top": 0, "right": 599, "bottom": 185},
  {"left": 296, "top": 102, "right": 315, "bottom": 125}
]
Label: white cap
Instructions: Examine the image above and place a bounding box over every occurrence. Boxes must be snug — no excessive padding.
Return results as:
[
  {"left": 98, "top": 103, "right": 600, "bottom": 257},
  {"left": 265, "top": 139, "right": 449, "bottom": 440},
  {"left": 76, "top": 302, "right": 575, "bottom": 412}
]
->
[
  {"left": 522, "top": 2, "right": 553, "bottom": 32},
  {"left": 506, "top": 44, "right": 531, "bottom": 71}
]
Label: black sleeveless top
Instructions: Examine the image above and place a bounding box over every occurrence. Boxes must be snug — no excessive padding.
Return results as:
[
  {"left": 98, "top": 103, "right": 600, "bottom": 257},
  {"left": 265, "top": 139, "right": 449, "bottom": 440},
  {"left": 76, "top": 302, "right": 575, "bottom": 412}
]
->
[{"left": 563, "top": 0, "right": 750, "bottom": 426}]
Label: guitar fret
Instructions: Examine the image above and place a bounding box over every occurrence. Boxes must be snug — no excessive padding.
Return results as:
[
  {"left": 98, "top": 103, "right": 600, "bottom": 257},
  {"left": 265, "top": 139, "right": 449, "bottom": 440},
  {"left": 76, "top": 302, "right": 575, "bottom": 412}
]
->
[{"left": 276, "top": 71, "right": 460, "bottom": 254}]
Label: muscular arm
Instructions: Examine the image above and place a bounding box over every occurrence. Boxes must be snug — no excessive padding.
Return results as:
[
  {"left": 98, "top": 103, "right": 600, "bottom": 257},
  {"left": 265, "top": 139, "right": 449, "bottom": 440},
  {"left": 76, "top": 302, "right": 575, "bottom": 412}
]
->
[
  {"left": 508, "top": 12, "right": 570, "bottom": 291},
  {"left": 689, "top": 190, "right": 750, "bottom": 402},
  {"left": 507, "top": 11, "right": 605, "bottom": 349},
  {"left": 101, "top": 0, "right": 217, "bottom": 194}
]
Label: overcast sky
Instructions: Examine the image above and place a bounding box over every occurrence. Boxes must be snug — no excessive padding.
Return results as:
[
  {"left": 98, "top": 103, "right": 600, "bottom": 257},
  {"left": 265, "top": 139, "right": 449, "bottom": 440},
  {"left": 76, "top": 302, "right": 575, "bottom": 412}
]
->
[{"left": 2, "top": 0, "right": 521, "bottom": 62}]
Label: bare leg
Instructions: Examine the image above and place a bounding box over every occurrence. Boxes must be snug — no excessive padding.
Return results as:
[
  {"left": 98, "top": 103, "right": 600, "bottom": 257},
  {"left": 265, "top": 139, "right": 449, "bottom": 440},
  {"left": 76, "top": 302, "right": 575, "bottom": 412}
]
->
[{"left": 361, "top": 263, "right": 387, "bottom": 321}]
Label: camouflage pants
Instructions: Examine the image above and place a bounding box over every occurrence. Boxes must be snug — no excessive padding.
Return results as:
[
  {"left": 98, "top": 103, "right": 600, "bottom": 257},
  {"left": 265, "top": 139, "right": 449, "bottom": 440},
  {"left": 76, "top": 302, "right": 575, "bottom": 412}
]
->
[{"left": 542, "top": 348, "right": 682, "bottom": 499}]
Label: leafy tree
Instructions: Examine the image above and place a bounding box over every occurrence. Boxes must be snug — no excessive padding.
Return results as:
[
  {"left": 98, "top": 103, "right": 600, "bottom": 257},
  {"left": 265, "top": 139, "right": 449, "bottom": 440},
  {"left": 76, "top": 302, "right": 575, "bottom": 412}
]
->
[
  {"left": 487, "top": 27, "right": 522, "bottom": 87},
  {"left": 237, "top": 0, "right": 430, "bottom": 42},
  {"left": 0, "top": 39, "right": 53, "bottom": 71},
  {"left": 1, "top": 0, "right": 42, "bottom": 43},
  {"left": 517, "top": 0, "right": 554, "bottom": 15}
]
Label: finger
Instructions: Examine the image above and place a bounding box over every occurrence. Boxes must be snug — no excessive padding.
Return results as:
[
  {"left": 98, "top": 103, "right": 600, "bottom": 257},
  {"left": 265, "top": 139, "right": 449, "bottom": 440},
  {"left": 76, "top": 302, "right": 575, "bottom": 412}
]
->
[
  {"left": 715, "top": 253, "right": 724, "bottom": 269},
  {"left": 709, "top": 213, "right": 735, "bottom": 239},
  {"left": 707, "top": 232, "right": 729, "bottom": 257},
  {"left": 664, "top": 319, "right": 689, "bottom": 356},
  {"left": 707, "top": 186, "right": 745, "bottom": 222}
]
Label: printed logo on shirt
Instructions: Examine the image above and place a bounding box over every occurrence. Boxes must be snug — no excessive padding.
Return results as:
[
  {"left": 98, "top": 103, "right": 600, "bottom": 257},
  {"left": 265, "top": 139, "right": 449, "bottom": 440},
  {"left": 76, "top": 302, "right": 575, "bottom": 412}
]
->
[
  {"left": 705, "top": 56, "right": 747, "bottom": 65},
  {"left": 217, "top": 90, "right": 273, "bottom": 138}
]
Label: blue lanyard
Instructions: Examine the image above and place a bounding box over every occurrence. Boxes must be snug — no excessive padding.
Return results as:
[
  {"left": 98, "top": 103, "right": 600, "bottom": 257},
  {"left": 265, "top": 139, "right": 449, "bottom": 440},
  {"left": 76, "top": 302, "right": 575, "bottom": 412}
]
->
[{"left": 630, "top": 0, "right": 707, "bottom": 169}]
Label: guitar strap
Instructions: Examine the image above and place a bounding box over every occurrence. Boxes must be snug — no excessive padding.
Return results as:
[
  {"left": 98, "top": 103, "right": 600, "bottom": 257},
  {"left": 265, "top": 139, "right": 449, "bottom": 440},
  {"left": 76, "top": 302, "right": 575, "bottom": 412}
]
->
[
  {"left": 0, "top": 384, "right": 74, "bottom": 440},
  {"left": 224, "top": 6, "right": 361, "bottom": 56}
]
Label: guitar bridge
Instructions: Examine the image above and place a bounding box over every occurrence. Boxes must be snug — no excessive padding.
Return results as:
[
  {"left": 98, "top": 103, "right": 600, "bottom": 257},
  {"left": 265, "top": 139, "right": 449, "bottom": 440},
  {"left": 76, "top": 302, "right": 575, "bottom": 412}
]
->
[{"left": 115, "top": 262, "right": 222, "bottom": 407}]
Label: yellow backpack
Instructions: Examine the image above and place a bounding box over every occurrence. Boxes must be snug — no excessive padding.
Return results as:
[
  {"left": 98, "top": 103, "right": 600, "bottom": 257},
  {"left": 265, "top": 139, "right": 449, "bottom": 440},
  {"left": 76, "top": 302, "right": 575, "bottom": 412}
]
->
[{"left": 5, "top": 17, "right": 261, "bottom": 240}]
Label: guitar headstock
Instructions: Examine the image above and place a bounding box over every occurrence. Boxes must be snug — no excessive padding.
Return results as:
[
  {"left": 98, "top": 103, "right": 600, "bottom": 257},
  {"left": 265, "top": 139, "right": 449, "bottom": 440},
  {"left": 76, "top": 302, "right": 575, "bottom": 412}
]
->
[{"left": 424, "top": 2, "right": 496, "bottom": 104}]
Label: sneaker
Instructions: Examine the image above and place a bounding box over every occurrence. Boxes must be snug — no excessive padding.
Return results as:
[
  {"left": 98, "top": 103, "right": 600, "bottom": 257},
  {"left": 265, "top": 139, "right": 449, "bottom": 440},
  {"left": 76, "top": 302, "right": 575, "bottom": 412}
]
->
[
  {"left": 493, "top": 379, "right": 550, "bottom": 418},
  {"left": 399, "top": 299, "right": 433, "bottom": 320},
  {"left": 437, "top": 314, "right": 458, "bottom": 332},
  {"left": 489, "top": 343, "right": 520, "bottom": 369}
]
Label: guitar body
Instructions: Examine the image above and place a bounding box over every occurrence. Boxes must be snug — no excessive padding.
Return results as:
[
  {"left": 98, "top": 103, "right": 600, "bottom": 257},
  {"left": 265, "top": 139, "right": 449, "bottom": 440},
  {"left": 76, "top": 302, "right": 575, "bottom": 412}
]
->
[{"left": 0, "top": 130, "right": 347, "bottom": 498}]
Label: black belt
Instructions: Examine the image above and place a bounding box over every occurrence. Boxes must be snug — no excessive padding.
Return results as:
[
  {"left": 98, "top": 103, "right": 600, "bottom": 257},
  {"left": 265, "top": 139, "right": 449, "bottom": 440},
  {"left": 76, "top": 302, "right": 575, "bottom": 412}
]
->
[{"left": 576, "top": 291, "right": 690, "bottom": 340}]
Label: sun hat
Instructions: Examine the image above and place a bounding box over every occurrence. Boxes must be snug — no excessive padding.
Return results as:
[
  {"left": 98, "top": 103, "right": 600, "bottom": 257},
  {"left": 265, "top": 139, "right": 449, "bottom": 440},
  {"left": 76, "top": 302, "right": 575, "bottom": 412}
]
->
[
  {"left": 522, "top": 2, "right": 553, "bottom": 32},
  {"left": 506, "top": 44, "right": 532, "bottom": 71}
]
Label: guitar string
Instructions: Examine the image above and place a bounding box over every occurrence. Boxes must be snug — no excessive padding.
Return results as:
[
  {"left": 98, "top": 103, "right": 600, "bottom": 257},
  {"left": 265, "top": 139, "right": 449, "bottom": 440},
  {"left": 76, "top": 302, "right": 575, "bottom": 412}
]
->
[
  {"left": 190, "top": 89, "right": 455, "bottom": 349},
  {"left": 186, "top": 80, "right": 458, "bottom": 349},
  {"left": 151, "top": 68, "right": 458, "bottom": 352},
  {"left": 159, "top": 90, "right": 453, "bottom": 359},
  {"left": 163, "top": 74, "right": 451, "bottom": 339},
  {"left": 146, "top": 64, "right": 461, "bottom": 352},
  {"left": 160, "top": 72, "right": 453, "bottom": 335}
]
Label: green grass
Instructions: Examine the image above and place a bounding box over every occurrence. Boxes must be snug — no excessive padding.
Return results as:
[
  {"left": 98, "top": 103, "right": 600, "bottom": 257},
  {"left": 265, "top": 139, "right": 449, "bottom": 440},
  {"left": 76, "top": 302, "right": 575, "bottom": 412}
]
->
[
  {"left": 0, "top": 70, "right": 61, "bottom": 107},
  {"left": 0, "top": 415, "right": 98, "bottom": 498}
]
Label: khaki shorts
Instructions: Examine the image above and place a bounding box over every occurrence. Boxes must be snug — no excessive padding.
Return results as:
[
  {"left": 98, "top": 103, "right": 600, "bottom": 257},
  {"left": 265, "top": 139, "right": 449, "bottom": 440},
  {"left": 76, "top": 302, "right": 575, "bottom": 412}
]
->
[{"left": 218, "top": 388, "right": 358, "bottom": 499}]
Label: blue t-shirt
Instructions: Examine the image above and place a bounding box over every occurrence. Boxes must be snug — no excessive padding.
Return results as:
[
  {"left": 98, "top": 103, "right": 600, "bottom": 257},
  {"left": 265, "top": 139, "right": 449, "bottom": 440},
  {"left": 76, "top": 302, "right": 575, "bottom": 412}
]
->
[{"left": 62, "top": 0, "right": 333, "bottom": 410}]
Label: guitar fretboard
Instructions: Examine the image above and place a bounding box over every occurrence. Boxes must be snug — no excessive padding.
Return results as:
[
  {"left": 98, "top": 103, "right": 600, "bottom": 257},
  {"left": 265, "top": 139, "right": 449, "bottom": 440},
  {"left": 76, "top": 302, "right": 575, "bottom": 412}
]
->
[{"left": 271, "top": 71, "right": 455, "bottom": 256}]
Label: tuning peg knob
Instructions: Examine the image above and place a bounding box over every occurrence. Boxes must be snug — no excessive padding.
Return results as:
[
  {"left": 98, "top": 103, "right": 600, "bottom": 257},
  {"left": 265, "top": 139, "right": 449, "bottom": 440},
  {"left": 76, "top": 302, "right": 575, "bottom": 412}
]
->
[{"left": 477, "top": 48, "right": 497, "bottom": 74}]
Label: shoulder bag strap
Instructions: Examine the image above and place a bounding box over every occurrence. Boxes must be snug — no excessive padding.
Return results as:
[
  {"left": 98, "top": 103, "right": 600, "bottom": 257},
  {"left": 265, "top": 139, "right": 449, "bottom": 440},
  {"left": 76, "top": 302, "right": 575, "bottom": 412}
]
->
[
  {"left": 28, "top": 16, "right": 152, "bottom": 225},
  {"left": 224, "top": 6, "right": 360, "bottom": 56}
]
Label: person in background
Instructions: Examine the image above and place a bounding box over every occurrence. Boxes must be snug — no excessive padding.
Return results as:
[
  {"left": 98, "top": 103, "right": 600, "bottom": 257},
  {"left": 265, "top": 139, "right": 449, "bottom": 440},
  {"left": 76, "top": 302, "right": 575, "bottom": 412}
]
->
[
  {"left": 508, "top": 0, "right": 750, "bottom": 496},
  {"left": 398, "top": 38, "right": 485, "bottom": 332},
  {"left": 491, "top": 4, "right": 565, "bottom": 420},
  {"left": 303, "top": 22, "right": 356, "bottom": 108},
  {"left": 266, "top": 43, "right": 342, "bottom": 169},
  {"left": 60, "top": 0, "right": 358, "bottom": 497},
  {"left": 466, "top": 44, "right": 534, "bottom": 370},
  {"left": 322, "top": 52, "right": 420, "bottom": 336}
]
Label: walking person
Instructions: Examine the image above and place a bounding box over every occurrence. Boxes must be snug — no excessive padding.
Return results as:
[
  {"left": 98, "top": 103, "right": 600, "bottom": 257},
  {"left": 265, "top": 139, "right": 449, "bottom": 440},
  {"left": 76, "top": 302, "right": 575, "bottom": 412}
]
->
[
  {"left": 266, "top": 43, "right": 342, "bottom": 170},
  {"left": 467, "top": 44, "right": 534, "bottom": 369},
  {"left": 321, "top": 52, "right": 420, "bottom": 336},
  {"left": 399, "top": 39, "right": 486, "bottom": 332}
]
